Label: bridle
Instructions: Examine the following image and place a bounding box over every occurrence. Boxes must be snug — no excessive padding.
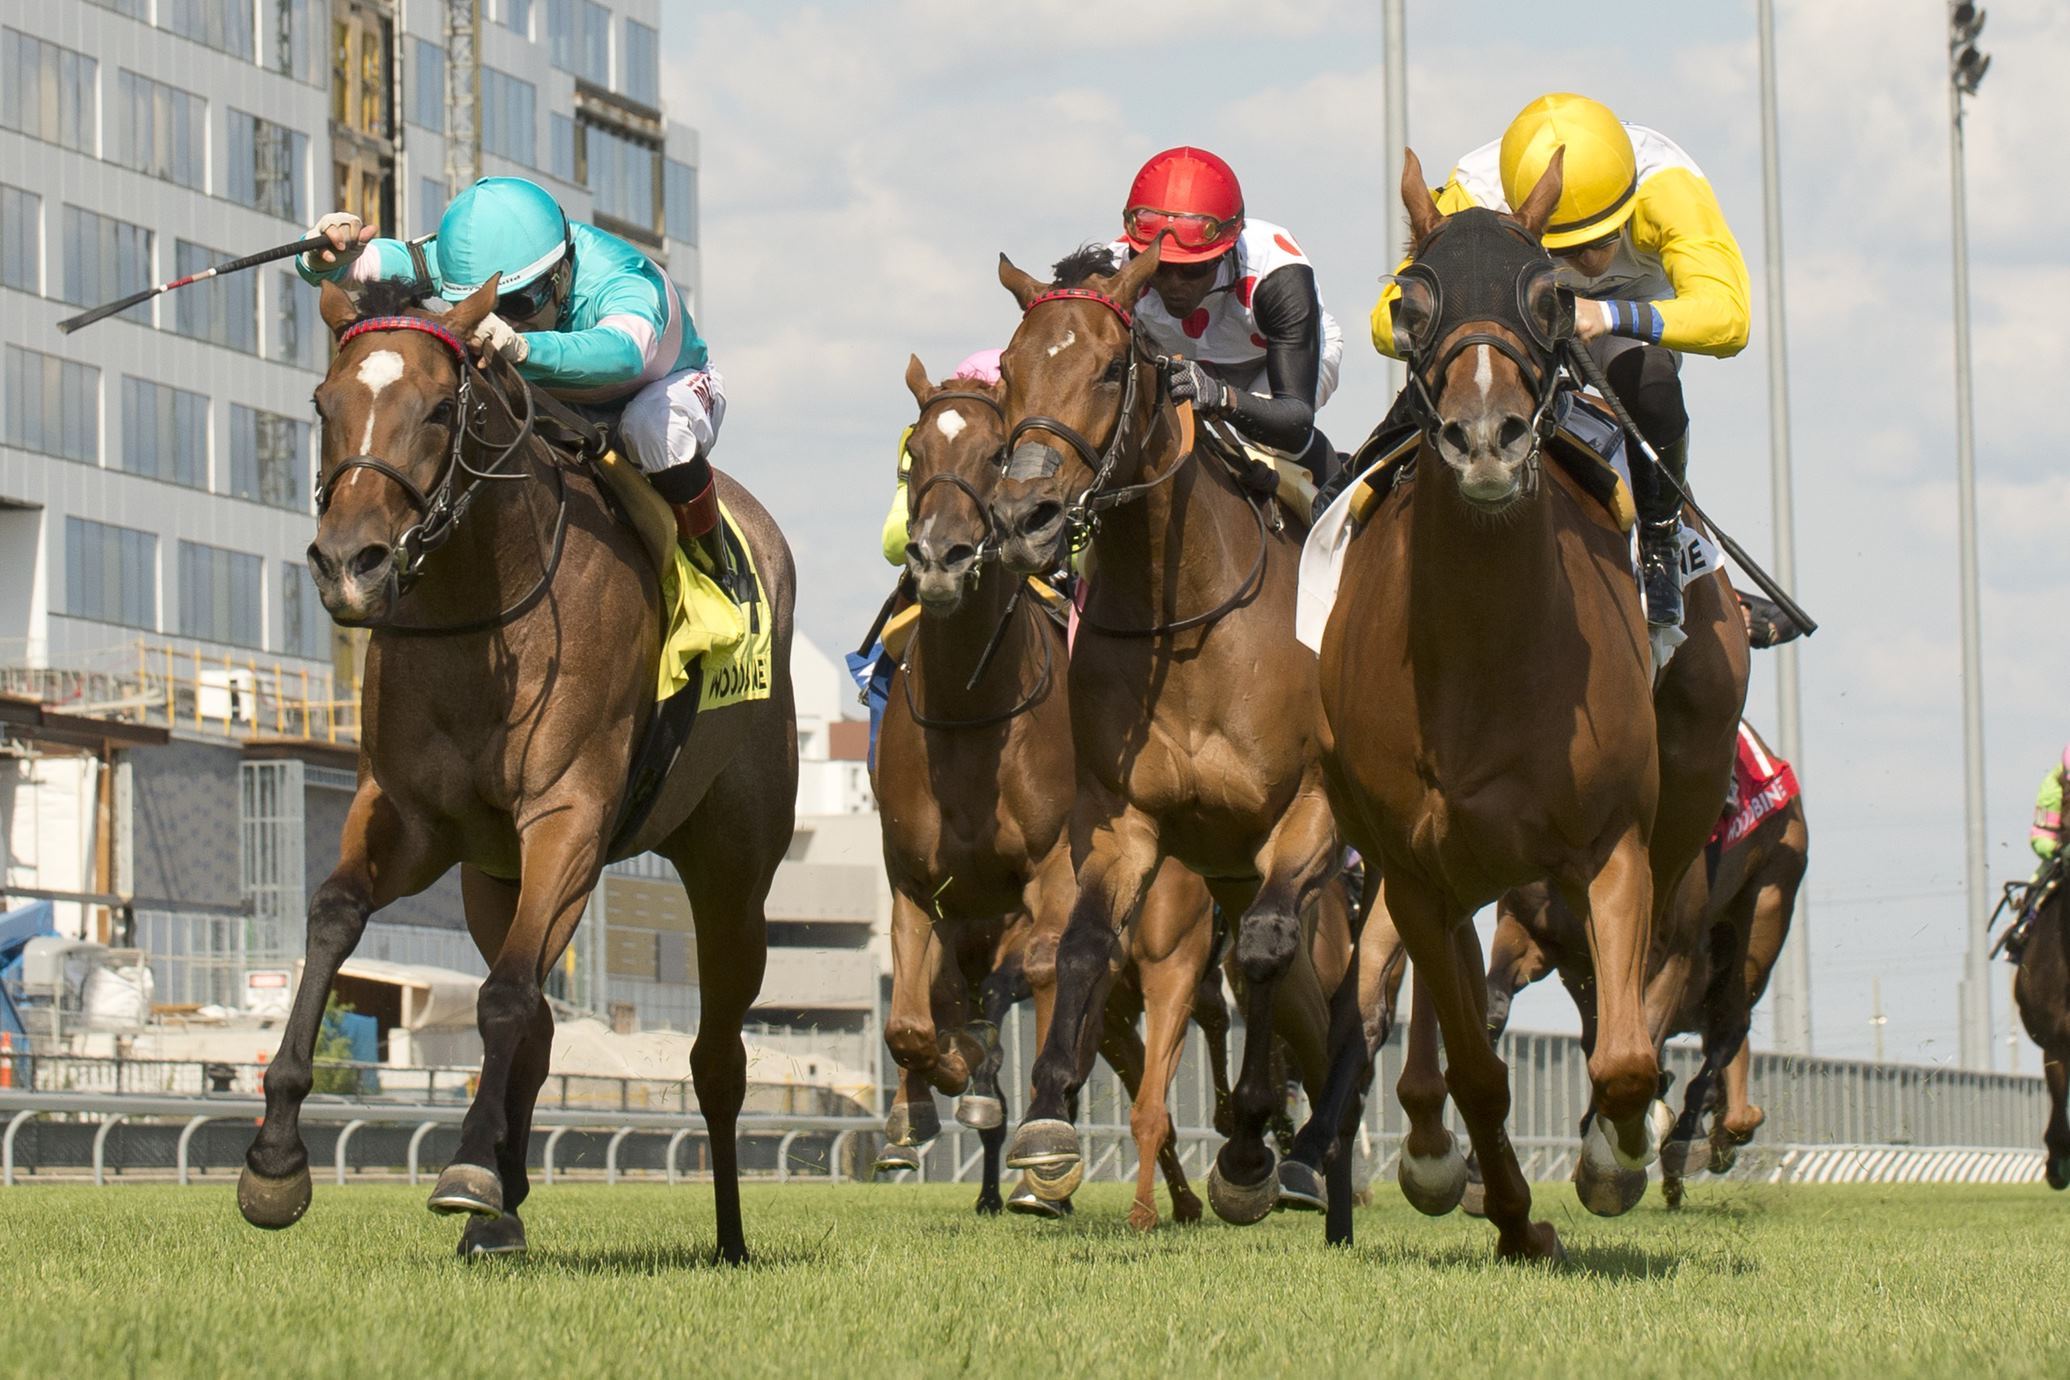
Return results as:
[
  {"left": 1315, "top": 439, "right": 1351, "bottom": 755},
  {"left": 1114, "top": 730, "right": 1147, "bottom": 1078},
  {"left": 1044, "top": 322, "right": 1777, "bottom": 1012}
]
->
[
  {"left": 1394, "top": 209, "right": 1574, "bottom": 471},
  {"left": 906, "top": 388, "right": 1006, "bottom": 583},
  {"left": 1002, "top": 284, "right": 1268, "bottom": 639},
  {"left": 315, "top": 314, "right": 571, "bottom": 637}
]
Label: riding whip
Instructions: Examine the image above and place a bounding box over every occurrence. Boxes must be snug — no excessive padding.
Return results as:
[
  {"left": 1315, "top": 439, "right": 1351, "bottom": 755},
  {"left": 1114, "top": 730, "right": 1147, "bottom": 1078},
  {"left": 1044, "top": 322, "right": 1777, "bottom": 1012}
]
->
[
  {"left": 1563, "top": 339, "right": 1818, "bottom": 636},
  {"left": 57, "top": 234, "right": 333, "bottom": 334}
]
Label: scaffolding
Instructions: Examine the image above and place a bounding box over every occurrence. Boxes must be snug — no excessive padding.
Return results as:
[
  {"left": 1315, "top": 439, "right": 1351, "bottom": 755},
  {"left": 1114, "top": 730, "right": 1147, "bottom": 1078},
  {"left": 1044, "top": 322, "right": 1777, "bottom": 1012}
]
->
[{"left": 0, "top": 640, "right": 359, "bottom": 746}]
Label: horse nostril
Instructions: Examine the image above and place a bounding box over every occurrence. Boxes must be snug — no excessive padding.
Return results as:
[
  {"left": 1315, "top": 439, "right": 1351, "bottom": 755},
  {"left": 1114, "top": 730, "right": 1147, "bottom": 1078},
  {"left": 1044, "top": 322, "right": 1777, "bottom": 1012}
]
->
[
  {"left": 348, "top": 544, "right": 393, "bottom": 580},
  {"left": 1024, "top": 502, "right": 1063, "bottom": 535},
  {"left": 1439, "top": 422, "right": 1469, "bottom": 455},
  {"left": 1498, "top": 416, "right": 1531, "bottom": 451},
  {"left": 941, "top": 543, "right": 976, "bottom": 571},
  {"left": 306, "top": 543, "right": 337, "bottom": 581}
]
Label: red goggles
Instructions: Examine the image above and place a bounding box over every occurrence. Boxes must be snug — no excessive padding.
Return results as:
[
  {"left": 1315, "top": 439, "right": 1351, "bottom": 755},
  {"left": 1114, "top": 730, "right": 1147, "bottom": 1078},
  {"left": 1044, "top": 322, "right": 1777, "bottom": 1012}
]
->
[{"left": 1123, "top": 205, "right": 1241, "bottom": 251}]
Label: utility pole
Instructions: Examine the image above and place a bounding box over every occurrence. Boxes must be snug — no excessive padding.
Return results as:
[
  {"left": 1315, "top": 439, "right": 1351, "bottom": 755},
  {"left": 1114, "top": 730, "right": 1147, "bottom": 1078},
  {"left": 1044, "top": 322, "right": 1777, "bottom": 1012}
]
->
[
  {"left": 1381, "top": 0, "right": 1408, "bottom": 396},
  {"left": 1946, "top": 3, "right": 1993, "bottom": 1071},
  {"left": 1756, "top": 0, "right": 1812, "bottom": 1056}
]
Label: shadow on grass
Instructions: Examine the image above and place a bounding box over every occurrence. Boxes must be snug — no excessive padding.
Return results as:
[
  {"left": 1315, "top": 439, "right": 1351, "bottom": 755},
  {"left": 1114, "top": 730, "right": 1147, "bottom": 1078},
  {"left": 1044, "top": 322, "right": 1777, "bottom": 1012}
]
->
[{"left": 519, "top": 1224, "right": 842, "bottom": 1277}]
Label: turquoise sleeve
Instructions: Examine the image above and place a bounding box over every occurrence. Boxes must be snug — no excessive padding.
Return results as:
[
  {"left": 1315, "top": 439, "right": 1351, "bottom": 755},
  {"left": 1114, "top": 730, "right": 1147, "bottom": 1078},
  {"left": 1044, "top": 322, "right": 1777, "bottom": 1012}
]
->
[
  {"left": 295, "top": 237, "right": 417, "bottom": 287},
  {"left": 517, "top": 269, "right": 665, "bottom": 390}
]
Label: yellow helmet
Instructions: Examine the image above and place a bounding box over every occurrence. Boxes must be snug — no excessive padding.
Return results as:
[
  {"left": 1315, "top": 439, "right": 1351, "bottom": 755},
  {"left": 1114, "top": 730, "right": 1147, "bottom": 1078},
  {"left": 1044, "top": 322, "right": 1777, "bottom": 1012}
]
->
[{"left": 1499, "top": 93, "right": 1637, "bottom": 250}]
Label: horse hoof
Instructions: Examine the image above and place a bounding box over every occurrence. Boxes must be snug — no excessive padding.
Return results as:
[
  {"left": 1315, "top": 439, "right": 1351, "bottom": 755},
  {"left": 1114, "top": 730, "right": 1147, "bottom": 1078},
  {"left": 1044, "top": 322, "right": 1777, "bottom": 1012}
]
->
[
  {"left": 883, "top": 1100, "right": 939, "bottom": 1147},
  {"left": 458, "top": 1212, "right": 527, "bottom": 1257},
  {"left": 2047, "top": 1155, "right": 2070, "bottom": 1192},
  {"left": 955, "top": 1095, "right": 1005, "bottom": 1131},
  {"left": 1585, "top": 1110, "right": 1657, "bottom": 1175},
  {"left": 1025, "top": 1155, "right": 1083, "bottom": 1202},
  {"left": 1662, "top": 1177, "right": 1686, "bottom": 1211},
  {"left": 1208, "top": 1152, "right": 1279, "bottom": 1226},
  {"left": 427, "top": 1163, "right": 504, "bottom": 1218},
  {"left": 1660, "top": 1136, "right": 1707, "bottom": 1180},
  {"left": 1004, "top": 1118, "right": 1080, "bottom": 1175},
  {"left": 1497, "top": 1221, "right": 1567, "bottom": 1265},
  {"left": 973, "top": 1193, "right": 1003, "bottom": 1217},
  {"left": 1648, "top": 1099, "right": 1677, "bottom": 1153},
  {"left": 1005, "top": 1177, "right": 1065, "bottom": 1219},
  {"left": 1708, "top": 1136, "right": 1743, "bottom": 1174},
  {"left": 1398, "top": 1136, "right": 1468, "bottom": 1217},
  {"left": 237, "top": 1163, "right": 312, "bottom": 1231},
  {"left": 873, "top": 1141, "right": 923, "bottom": 1176},
  {"left": 1170, "top": 1190, "right": 1204, "bottom": 1225},
  {"left": 1572, "top": 1155, "right": 1647, "bottom": 1218},
  {"left": 1127, "top": 1200, "right": 1160, "bottom": 1233},
  {"left": 1276, "top": 1158, "right": 1326, "bottom": 1212}
]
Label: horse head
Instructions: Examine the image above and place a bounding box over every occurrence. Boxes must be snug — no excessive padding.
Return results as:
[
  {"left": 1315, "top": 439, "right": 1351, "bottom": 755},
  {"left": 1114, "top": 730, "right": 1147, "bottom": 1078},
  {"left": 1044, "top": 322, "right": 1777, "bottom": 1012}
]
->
[
  {"left": 900, "top": 355, "right": 1008, "bottom": 615},
  {"left": 988, "top": 244, "right": 1164, "bottom": 575},
  {"left": 1393, "top": 147, "right": 1570, "bottom": 511},
  {"left": 306, "top": 276, "right": 501, "bottom": 625}
]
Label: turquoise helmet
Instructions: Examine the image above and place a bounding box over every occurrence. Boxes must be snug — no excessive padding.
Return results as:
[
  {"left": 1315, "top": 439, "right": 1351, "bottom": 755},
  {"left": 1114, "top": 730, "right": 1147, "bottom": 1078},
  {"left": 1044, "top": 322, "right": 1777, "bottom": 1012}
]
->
[{"left": 436, "top": 177, "right": 571, "bottom": 301}]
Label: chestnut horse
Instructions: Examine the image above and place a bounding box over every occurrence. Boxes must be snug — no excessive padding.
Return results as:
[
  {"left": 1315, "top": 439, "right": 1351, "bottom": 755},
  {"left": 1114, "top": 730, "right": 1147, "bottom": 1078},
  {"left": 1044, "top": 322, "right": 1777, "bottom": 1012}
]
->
[
  {"left": 1480, "top": 737, "right": 1807, "bottom": 1210},
  {"left": 874, "top": 359, "right": 1225, "bottom": 1223},
  {"left": 987, "top": 245, "right": 1394, "bottom": 1233},
  {"left": 237, "top": 280, "right": 795, "bottom": 1263},
  {"left": 1314, "top": 151, "right": 1745, "bottom": 1260},
  {"left": 2013, "top": 865, "right": 2070, "bottom": 1190}
]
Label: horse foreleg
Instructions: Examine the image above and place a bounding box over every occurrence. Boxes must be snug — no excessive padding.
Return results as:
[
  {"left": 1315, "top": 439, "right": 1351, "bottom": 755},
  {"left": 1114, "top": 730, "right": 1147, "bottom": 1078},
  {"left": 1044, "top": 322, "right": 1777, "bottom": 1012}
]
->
[
  {"left": 434, "top": 810, "right": 605, "bottom": 1222},
  {"left": 1396, "top": 968, "right": 1465, "bottom": 1217},
  {"left": 1486, "top": 889, "right": 1557, "bottom": 1040},
  {"left": 968, "top": 944, "right": 1022, "bottom": 1216},
  {"left": 1571, "top": 825, "right": 1661, "bottom": 1177},
  {"left": 1119, "top": 866, "right": 1213, "bottom": 1231},
  {"left": 454, "top": 866, "right": 547, "bottom": 1257},
  {"left": 1191, "top": 944, "right": 1235, "bottom": 1136},
  {"left": 2042, "top": 1050, "right": 2070, "bottom": 1190},
  {"left": 881, "top": 890, "right": 954, "bottom": 1155},
  {"left": 241, "top": 784, "right": 444, "bottom": 1231}
]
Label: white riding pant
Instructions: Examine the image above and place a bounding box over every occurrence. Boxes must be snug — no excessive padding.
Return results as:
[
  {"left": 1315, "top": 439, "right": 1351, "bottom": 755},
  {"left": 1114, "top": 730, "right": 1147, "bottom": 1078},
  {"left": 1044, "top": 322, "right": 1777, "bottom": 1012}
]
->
[{"left": 618, "top": 365, "right": 727, "bottom": 475}]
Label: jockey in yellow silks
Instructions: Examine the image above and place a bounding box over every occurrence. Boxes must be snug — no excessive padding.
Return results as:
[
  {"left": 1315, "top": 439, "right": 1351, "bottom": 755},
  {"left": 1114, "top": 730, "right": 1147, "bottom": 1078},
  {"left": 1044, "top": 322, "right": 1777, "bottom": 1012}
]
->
[{"left": 1372, "top": 93, "right": 1751, "bottom": 629}]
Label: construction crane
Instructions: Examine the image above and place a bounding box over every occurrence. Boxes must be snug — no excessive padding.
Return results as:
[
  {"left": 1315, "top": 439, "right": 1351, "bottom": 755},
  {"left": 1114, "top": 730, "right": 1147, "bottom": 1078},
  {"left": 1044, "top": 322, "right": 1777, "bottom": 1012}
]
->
[{"left": 443, "top": 0, "right": 482, "bottom": 200}]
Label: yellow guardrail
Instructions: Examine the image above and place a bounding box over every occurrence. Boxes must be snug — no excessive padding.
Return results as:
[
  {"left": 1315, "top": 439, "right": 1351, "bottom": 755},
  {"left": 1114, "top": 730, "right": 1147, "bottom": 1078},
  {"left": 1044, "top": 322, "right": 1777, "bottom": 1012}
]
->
[{"left": 0, "top": 639, "right": 362, "bottom": 746}]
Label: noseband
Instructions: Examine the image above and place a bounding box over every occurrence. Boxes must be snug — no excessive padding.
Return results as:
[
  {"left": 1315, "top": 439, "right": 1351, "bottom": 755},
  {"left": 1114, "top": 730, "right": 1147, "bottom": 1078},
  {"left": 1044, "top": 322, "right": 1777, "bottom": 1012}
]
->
[
  {"left": 1395, "top": 210, "right": 1573, "bottom": 465},
  {"left": 907, "top": 388, "right": 1006, "bottom": 581}
]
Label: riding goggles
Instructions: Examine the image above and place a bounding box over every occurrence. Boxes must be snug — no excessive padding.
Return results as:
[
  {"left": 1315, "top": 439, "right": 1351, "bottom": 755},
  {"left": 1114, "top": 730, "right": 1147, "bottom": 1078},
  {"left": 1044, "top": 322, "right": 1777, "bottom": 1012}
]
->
[
  {"left": 497, "top": 260, "right": 566, "bottom": 322},
  {"left": 1123, "top": 205, "right": 1241, "bottom": 251}
]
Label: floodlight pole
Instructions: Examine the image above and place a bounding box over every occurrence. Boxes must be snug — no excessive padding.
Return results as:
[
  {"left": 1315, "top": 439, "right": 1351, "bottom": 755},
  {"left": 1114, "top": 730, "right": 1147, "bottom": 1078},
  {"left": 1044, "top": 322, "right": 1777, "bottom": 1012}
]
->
[{"left": 1381, "top": 0, "right": 1407, "bottom": 396}]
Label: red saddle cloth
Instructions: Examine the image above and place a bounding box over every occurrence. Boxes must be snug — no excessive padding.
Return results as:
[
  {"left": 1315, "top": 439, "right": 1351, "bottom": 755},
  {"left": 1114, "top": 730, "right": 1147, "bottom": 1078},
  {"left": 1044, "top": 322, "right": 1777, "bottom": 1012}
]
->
[{"left": 1713, "top": 722, "right": 1800, "bottom": 849}]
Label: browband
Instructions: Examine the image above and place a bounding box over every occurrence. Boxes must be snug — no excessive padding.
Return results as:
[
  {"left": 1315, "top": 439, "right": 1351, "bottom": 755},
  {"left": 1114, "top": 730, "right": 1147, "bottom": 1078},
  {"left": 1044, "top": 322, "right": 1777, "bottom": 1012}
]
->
[
  {"left": 1023, "top": 287, "right": 1133, "bottom": 329},
  {"left": 340, "top": 315, "right": 470, "bottom": 359}
]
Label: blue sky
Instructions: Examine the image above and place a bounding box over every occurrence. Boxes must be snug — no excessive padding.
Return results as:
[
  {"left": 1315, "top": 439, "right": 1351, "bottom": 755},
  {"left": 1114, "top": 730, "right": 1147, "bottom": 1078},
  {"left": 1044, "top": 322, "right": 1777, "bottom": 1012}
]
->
[{"left": 662, "top": 0, "right": 2070, "bottom": 1068}]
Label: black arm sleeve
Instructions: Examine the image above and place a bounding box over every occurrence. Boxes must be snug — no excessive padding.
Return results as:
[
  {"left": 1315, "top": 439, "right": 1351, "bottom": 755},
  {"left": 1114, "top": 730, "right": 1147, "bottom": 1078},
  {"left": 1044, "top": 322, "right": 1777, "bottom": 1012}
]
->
[{"left": 1222, "top": 264, "right": 1322, "bottom": 452}]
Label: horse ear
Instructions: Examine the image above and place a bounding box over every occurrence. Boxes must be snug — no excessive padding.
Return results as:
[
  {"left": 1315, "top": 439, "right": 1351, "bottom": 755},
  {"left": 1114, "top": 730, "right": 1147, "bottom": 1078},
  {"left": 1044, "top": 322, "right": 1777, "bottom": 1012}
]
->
[
  {"left": 998, "top": 254, "right": 1044, "bottom": 310},
  {"left": 320, "top": 280, "right": 358, "bottom": 337},
  {"left": 1401, "top": 148, "right": 1443, "bottom": 248},
  {"left": 1513, "top": 147, "right": 1565, "bottom": 239},
  {"left": 904, "top": 354, "right": 933, "bottom": 407},
  {"left": 1108, "top": 236, "right": 1161, "bottom": 306},
  {"left": 444, "top": 273, "right": 502, "bottom": 337}
]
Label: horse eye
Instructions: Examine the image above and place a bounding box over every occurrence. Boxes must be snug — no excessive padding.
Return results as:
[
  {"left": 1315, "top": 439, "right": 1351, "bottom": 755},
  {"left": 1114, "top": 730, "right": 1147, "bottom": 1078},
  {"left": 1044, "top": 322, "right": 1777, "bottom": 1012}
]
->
[
  {"left": 1101, "top": 357, "right": 1126, "bottom": 384},
  {"left": 428, "top": 398, "right": 456, "bottom": 426}
]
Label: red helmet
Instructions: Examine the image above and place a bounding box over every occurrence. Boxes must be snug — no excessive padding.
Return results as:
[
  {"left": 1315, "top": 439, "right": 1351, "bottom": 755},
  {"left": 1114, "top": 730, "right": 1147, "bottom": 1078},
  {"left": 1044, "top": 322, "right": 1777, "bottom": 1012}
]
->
[{"left": 1122, "top": 147, "right": 1244, "bottom": 263}]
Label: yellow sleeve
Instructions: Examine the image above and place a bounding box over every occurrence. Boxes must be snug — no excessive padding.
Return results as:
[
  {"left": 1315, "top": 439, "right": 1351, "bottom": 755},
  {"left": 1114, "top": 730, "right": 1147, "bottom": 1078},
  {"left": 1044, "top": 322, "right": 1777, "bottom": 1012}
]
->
[
  {"left": 880, "top": 425, "right": 915, "bottom": 566},
  {"left": 1370, "top": 176, "right": 1483, "bottom": 358},
  {"left": 1627, "top": 167, "right": 1751, "bottom": 358}
]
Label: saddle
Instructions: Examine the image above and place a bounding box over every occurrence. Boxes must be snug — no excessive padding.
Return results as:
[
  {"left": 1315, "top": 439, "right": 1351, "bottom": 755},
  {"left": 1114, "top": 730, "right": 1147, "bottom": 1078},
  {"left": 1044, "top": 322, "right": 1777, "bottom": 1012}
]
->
[{"left": 1196, "top": 419, "right": 1322, "bottom": 531}]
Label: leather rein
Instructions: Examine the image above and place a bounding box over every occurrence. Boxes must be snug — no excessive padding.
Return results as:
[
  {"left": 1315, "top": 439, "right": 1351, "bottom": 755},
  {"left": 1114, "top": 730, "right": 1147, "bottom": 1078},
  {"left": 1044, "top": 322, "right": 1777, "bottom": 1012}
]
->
[{"left": 317, "top": 315, "right": 587, "bottom": 638}]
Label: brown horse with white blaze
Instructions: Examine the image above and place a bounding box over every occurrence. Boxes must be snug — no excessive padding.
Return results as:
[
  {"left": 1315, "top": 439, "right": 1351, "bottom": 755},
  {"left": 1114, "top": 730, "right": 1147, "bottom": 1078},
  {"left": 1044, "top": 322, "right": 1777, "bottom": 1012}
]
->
[
  {"left": 873, "top": 357, "right": 1221, "bottom": 1223},
  {"left": 1316, "top": 150, "right": 1743, "bottom": 1259},
  {"left": 236, "top": 278, "right": 796, "bottom": 1263}
]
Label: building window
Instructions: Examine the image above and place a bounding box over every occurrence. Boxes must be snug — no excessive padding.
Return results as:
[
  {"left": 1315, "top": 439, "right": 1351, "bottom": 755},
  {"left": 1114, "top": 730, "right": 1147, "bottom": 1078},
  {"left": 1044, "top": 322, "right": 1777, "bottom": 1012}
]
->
[
  {"left": 584, "top": 121, "right": 658, "bottom": 237},
  {"left": 229, "top": 111, "right": 309, "bottom": 222},
  {"left": 280, "top": 562, "right": 329, "bottom": 660},
  {"left": 1, "top": 30, "right": 97, "bottom": 154},
  {"left": 664, "top": 160, "right": 697, "bottom": 247},
  {"left": 624, "top": 20, "right": 659, "bottom": 106},
  {"left": 497, "top": 0, "right": 533, "bottom": 38},
  {"left": 4, "top": 346, "right": 99, "bottom": 463},
  {"left": 68, "top": 519, "right": 156, "bottom": 630},
  {"left": 264, "top": 0, "right": 323, "bottom": 86},
  {"left": 120, "top": 378, "right": 208, "bottom": 489},
  {"left": 548, "top": 113, "right": 576, "bottom": 185},
  {"left": 179, "top": 540, "right": 263, "bottom": 649},
  {"left": 230, "top": 404, "right": 309, "bottom": 511},
  {"left": 173, "top": 241, "right": 258, "bottom": 353},
  {"left": 330, "top": 9, "right": 390, "bottom": 138},
  {"left": 60, "top": 207, "right": 155, "bottom": 326},
  {"left": 272, "top": 270, "right": 320, "bottom": 370},
  {"left": 548, "top": 0, "right": 610, "bottom": 86},
  {"left": 86, "top": 0, "right": 151, "bottom": 17},
  {"left": 113, "top": 72, "right": 208, "bottom": 191},
  {"left": 481, "top": 68, "right": 536, "bottom": 167},
  {"left": 161, "top": 0, "right": 257, "bottom": 63},
  {"left": 415, "top": 177, "right": 448, "bottom": 240},
  {"left": 406, "top": 37, "right": 444, "bottom": 133},
  {"left": 1, "top": 185, "right": 39, "bottom": 293}
]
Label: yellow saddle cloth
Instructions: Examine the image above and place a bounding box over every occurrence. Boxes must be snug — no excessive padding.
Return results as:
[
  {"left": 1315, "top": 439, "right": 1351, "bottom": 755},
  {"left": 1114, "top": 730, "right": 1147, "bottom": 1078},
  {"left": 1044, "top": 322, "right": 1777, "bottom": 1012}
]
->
[{"left": 591, "top": 451, "right": 773, "bottom": 709}]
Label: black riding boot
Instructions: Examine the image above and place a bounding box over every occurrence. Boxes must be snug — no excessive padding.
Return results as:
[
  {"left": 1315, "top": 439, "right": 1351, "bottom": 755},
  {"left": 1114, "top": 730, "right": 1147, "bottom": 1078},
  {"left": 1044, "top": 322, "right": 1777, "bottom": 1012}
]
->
[{"left": 1636, "top": 432, "right": 1690, "bottom": 629}]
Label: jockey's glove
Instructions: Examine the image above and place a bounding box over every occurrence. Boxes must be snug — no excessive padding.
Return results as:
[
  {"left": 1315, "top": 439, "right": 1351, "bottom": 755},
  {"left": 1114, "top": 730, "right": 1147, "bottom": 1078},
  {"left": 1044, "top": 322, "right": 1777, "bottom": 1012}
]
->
[
  {"left": 304, "top": 212, "right": 368, "bottom": 271},
  {"left": 1166, "top": 358, "right": 1233, "bottom": 416},
  {"left": 472, "top": 312, "right": 530, "bottom": 366}
]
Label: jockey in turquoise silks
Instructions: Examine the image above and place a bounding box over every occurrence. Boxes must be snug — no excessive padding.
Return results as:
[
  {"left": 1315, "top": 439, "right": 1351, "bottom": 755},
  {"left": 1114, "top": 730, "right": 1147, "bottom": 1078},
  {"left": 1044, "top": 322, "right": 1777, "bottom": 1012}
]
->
[{"left": 298, "top": 177, "right": 725, "bottom": 556}]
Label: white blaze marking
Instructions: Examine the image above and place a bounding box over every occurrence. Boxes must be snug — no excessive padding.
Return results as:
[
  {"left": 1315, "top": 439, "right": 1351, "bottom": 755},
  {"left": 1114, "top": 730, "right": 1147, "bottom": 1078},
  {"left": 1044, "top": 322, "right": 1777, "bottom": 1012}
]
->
[
  {"left": 1046, "top": 330, "right": 1076, "bottom": 357},
  {"left": 355, "top": 349, "right": 406, "bottom": 452},
  {"left": 1473, "top": 343, "right": 1492, "bottom": 400},
  {"left": 935, "top": 410, "right": 967, "bottom": 440}
]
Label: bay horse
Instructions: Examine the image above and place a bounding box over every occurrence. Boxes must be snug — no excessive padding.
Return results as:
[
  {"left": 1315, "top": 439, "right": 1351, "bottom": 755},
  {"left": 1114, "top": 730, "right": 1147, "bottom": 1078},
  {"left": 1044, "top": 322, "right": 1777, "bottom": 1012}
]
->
[
  {"left": 236, "top": 279, "right": 796, "bottom": 1263},
  {"left": 987, "top": 244, "right": 1385, "bottom": 1233},
  {"left": 1478, "top": 731, "right": 1807, "bottom": 1210},
  {"left": 873, "top": 358, "right": 1225, "bottom": 1224},
  {"left": 1314, "top": 150, "right": 1746, "bottom": 1259},
  {"left": 2012, "top": 864, "right": 2070, "bottom": 1190}
]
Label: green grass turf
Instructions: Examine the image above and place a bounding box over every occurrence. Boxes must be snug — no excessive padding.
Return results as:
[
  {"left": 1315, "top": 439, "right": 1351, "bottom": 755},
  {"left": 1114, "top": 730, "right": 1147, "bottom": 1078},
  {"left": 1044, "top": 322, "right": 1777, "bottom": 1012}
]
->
[{"left": 3, "top": 1179, "right": 2064, "bottom": 1378}]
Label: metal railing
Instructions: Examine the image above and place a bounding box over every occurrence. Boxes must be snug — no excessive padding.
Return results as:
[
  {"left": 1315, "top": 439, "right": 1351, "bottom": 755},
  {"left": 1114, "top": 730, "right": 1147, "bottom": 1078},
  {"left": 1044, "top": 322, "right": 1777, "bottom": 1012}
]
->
[{"left": 0, "top": 638, "right": 359, "bottom": 744}]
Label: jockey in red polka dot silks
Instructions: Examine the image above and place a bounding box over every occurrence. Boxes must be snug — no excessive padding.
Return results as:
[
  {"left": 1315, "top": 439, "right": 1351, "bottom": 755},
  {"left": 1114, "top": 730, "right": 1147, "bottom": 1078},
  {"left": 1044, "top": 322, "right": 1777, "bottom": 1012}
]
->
[{"left": 1101, "top": 147, "right": 1344, "bottom": 482}]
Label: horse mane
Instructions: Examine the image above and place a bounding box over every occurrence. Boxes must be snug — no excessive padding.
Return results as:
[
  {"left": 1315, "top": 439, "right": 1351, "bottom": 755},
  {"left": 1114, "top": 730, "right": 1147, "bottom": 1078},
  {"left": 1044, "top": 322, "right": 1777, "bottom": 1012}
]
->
[
  {"left": 1050, "top": 243, "right": 1122, "bottom": 288},
  {"left": 349, "top": 278, "right": 445, "bottom": 322}
]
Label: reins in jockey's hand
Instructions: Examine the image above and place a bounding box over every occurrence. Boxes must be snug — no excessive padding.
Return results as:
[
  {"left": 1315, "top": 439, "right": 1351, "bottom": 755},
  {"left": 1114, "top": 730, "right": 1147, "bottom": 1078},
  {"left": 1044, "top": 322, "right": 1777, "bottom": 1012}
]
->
[{"left": 1563, "top": 339, "right": 1819, "bottom": 637}]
